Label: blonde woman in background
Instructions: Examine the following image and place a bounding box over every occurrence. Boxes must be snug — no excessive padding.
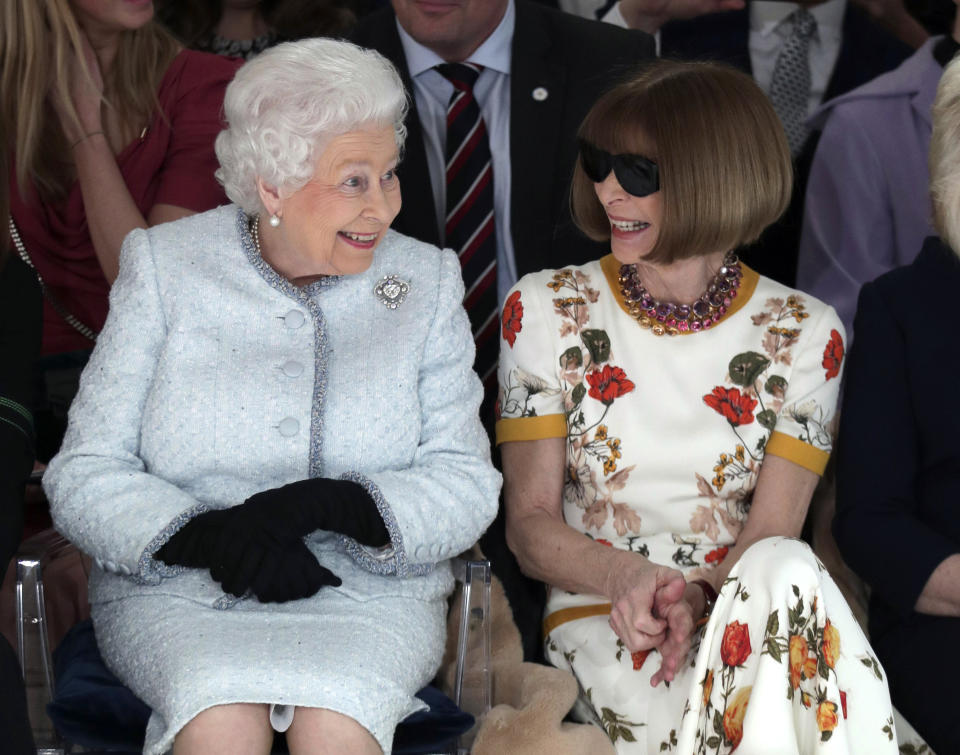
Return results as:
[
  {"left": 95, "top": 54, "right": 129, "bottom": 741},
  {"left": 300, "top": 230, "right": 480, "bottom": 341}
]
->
[{"left": 2, "top": 0, "right": 240, "bottom": 460}]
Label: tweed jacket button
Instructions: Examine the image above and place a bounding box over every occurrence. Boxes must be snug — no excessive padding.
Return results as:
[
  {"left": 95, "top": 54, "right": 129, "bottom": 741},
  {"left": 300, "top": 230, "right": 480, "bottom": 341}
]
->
[
  {"left": 281, "top": 360, "right": 304, "bottom": 378},
  {"left": 278, "top": 418, "right": 299, "bottom": 437},
  {"left": 284, "top": 310, "right": 305, "bottom": 329}
]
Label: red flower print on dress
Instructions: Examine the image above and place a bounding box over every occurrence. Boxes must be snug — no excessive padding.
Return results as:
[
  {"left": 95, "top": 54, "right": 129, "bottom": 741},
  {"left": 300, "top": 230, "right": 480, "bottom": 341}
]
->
[
  {"left": 631, "top": 649, "right": 651, "bottom": 670},
  {"left": 721, "top": 620, "right": 752, "bottom": 667},
  {"left": 705, "top": 546, "right": 729, "bottom": 565},
  {"left": 501, "top": 290, "right": 523, "bottom": 348},
  {"left": 840, "top": 690, "right": 848, "bottom": 719},
  {"left": 586, "top": 365, "right": 635, "bottom": 405},
  {"left": 822, "top": 329, "right": 844, "bottom": 380},
  {"left": 596, "top": 539, "right": 613, "bottom": 547},
  {"left": 703, "top": 387, "right": 758, "bottom": 427}
]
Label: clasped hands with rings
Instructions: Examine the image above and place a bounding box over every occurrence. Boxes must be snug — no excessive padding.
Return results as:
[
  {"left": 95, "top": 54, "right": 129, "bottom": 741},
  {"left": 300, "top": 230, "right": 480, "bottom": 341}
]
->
[{"left": 606, "top": 557, "right": 710, "bottom": 687}]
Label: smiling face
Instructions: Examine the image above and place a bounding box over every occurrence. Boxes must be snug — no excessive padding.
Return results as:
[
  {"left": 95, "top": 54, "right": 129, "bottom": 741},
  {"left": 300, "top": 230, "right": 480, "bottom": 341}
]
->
[
  {"left": 390, "top": 0, "right": 509, "bottom": 62},
  {"left": 258, "top": 126, "right": 402, "bottom": 279},
  {"left": 68, "top": 0, "right": 155, "bottom": 34},
  {"left": 593, "top": 173, "right": 663, "bottom": 265}
]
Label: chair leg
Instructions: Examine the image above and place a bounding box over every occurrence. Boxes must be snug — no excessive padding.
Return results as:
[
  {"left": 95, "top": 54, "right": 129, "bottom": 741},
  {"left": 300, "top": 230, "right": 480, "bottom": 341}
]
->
[
  {"left": 16, "top": 555, "right": 65, "bottom": 754},
  {"left": 451, "top": 559, "right": 492, "bottom": 753}
]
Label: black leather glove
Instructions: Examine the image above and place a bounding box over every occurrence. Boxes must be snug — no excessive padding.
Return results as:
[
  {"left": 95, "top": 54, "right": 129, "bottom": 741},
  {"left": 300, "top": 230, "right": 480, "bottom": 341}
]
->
[
  {"left": 230, "top": 478, "right": 390, "bottom": 548},
  {"left": 156, "top": 508, "right": 342, "bottom": 602}
]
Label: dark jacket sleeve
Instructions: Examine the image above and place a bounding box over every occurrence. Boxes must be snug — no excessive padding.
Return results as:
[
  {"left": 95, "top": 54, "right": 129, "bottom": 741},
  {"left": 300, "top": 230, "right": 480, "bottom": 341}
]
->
[
  {"left": 0, "top": 256, "right": 42, "bottom": 577},
  {"left": 834, "top": 280, "right": 960, "bottom": 618}
]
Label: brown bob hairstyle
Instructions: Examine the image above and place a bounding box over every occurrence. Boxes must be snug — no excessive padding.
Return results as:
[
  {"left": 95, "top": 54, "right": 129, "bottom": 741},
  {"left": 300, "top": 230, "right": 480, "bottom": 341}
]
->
[{"left": 571, "top": 59, "right": 793, "bottom": 265}]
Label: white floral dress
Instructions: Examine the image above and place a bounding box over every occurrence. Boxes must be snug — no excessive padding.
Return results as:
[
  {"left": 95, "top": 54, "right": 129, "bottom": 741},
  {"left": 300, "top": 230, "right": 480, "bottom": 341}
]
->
[{"left": 495, "top": 256, "right": 898, "bottom": 754}]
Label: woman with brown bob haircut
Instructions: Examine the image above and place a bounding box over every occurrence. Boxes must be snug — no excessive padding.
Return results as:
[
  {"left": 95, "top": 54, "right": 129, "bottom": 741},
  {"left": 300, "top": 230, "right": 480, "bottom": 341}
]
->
[{"left": 495, "top": 60, "right": 898, "bottom": 753}]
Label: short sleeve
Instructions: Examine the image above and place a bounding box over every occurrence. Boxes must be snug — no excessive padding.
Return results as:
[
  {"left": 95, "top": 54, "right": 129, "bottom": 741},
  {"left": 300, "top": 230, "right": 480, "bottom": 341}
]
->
[
  {"left": 764, "top": 304, "right": 846, "bottom": 476},
  {"left": 153, "top": 52, "right": 242, "bottom": 211},
  {"left": 495, "top": 273, "right": 568, "bottom": 444}
]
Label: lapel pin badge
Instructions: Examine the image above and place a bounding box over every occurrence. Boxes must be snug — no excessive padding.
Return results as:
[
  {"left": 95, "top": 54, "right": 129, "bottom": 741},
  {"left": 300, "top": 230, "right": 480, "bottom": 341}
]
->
[{"left": 532, "top": 87, "right": 549, "bottom": 102}]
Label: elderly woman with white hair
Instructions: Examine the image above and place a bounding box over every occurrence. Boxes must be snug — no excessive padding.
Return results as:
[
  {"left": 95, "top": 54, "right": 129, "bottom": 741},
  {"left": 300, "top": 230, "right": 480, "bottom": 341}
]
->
[
  {"left": 834, "top": 55, "right": 960, "bottom": 755},
  {"left": 43, "top": 38, "right": 500, "bottom": 755}
]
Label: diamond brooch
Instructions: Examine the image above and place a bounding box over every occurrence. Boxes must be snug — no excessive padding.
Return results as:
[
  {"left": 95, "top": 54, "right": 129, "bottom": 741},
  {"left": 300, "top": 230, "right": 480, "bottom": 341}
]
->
[{"left": 374, "top": 274, "right": 410, "bottom": 309}]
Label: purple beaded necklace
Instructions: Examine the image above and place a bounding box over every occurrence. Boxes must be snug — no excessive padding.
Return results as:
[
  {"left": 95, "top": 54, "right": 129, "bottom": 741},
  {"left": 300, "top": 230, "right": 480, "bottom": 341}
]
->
[{"left": 618, "top": 251, "right": 742, "bottom": 336}]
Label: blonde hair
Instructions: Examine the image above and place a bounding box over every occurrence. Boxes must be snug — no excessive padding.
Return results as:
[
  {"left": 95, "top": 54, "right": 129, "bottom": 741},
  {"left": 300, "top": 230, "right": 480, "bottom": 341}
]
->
[
  {"left": 930, "top": 55, "right": 960, "bottom": 254},
  {"left": 1, "top": 0, "right": 179, "bottom": 203},
  {"left": 571, "top": 59, "right": 792, "bottom": 265}
]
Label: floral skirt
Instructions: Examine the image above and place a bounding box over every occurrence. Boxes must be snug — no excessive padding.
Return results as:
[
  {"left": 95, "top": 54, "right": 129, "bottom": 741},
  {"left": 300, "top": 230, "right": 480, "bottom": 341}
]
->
[{"left": 544, "top": 537, "right": 898, "bottom": 754}]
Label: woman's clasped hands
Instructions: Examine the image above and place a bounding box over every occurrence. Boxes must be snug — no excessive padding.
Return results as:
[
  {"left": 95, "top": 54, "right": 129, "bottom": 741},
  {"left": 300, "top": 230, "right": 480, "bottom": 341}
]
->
[
  {"left": 155, "top": 501, "right": 342, "bottom": 604},
  {"left": 605, "top": 553, "right": 709, "bottom": 687},
  {"left": 156, "top": 477, "right": 390, "bottom": 602}
]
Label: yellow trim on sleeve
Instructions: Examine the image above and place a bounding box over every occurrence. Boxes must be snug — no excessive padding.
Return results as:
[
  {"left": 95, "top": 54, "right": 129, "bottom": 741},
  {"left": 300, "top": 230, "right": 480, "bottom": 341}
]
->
[
  {"left": 599, "top": 254, "right": 760, "bottom": 332},
  {"left": 765, "top": 431, "right": 831, "bottom": 475},
  {"left": 495, "top": 414, "right": 568, "bottom": 445},
  {"left": 543, "top": 603, "right": 613, "bottom": 637}
]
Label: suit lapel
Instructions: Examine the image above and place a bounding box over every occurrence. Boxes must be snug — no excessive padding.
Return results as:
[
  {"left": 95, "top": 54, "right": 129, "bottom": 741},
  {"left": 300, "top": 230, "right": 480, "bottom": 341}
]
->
[
  {"left": 824, "top": 6, "right": 860, "bottom": 101},
  {"left": 509, "top": 2, "right": 566, "bottom": 277},
  {"left": 824, "top": 5, "right": 908, "bottom": 102},
  {"left": 369, "top": 13, "right": 442, "bottom": 248}
]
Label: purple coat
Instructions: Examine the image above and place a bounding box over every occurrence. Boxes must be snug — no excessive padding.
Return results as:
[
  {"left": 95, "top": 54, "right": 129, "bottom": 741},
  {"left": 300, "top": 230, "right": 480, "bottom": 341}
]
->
[{"left": 797, "top": 39, "right": 941, "bottom": 337}]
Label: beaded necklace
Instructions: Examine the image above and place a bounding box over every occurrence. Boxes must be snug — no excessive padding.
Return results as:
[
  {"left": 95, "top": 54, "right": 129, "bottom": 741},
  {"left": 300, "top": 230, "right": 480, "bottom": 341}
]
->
[{"left": 618, "top": 251, "right": 742, "bottom": 336}]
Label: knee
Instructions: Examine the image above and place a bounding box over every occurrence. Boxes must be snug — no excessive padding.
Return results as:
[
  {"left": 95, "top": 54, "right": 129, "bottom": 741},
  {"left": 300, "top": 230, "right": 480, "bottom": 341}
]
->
[
  {"left": 732, "top": 537, "right": 821, "bottom": 594},
  {"left": 287, "top": 707, "right": 382, "bottom": 755},
  {"left": 175, "top": 703, "right": 272, "bottom": 754}
]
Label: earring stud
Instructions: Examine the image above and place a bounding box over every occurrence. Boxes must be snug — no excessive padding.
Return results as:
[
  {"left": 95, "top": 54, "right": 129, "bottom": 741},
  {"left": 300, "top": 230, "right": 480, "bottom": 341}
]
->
[{"left": 269, "top": 214, "right": 280, "bottom": 228}]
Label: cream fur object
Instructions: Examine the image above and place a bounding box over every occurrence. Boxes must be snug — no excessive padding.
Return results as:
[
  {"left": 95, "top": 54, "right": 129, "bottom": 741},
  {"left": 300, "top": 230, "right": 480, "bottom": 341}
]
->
[{"left": 442, "top": 551, "right": 614, "bottom": 755}]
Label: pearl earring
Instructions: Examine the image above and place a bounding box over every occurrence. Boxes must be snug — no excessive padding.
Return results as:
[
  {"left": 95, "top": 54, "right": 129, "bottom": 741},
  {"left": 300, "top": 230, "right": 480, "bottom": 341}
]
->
[{"left": 269, "top": 214, "right": 280, "bottom": 228}]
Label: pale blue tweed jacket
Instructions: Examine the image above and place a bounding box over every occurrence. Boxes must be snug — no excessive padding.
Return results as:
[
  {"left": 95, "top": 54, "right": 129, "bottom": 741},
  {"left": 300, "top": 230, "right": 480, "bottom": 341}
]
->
[{"left": 45, "top": 205, "right": 501, "bottom": 611}]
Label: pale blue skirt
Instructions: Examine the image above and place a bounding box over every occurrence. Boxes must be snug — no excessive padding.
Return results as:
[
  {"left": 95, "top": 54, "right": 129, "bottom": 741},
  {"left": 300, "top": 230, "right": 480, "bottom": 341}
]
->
[{"left": 92, "top": 589, "right": 445, "bottom": 754}]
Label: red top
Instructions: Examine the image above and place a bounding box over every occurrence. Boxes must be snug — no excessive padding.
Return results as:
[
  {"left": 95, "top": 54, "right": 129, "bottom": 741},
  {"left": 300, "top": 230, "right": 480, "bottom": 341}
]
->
[{"left": 9, "top": 49, "right": 243, "bottom": 355}]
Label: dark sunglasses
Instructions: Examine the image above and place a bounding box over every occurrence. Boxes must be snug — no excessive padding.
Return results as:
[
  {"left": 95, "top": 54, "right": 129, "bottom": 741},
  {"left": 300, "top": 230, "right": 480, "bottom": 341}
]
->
[{"left": 578, "top": 139, "right": 659, "bottom": 197}]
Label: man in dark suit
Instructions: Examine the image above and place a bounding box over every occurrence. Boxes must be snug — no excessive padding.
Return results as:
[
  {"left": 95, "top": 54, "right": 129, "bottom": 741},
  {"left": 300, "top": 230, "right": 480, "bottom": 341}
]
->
[
  {"left": 351, "top": 0, "right": 654, "bottom": 661},
  {"left": 658, "top": 3, "right": 912, "bottom": 285},
  {"left": 350, "top": 0, "right": 654, "bottom": 287},
  {"left": 600, "top": 0, "right": 912, "bottom": 286}
]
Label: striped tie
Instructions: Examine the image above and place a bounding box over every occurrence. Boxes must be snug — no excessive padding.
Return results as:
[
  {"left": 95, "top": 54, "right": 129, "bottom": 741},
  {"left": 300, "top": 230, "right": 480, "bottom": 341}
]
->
[{"left": 436, "top": 63, "right": 499, "bottom": 418}]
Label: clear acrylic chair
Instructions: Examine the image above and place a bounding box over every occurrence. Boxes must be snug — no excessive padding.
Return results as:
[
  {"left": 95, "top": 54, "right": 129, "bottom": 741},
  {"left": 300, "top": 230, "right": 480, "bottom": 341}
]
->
[
  {"left": 16, "top": 531, "right": 492, "bottom": 755},
  {"left": 450, "top": 558, "right": 492, "bottom": 753},
  {"left": 16, "top": 529, "right": 72, "bottom": 755}
]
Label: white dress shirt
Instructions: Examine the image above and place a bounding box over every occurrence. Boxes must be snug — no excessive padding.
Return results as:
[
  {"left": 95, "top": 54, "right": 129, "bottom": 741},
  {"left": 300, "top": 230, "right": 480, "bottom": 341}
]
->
[{"left": 396, "top": 0, "right": 519, "bottom": 305}]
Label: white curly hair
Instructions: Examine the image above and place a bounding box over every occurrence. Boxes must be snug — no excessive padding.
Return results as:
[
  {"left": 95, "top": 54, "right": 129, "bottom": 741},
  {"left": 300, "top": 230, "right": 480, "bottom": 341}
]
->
[{"left": 215, "top": 38, "right": 408, "bottom": 214}]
